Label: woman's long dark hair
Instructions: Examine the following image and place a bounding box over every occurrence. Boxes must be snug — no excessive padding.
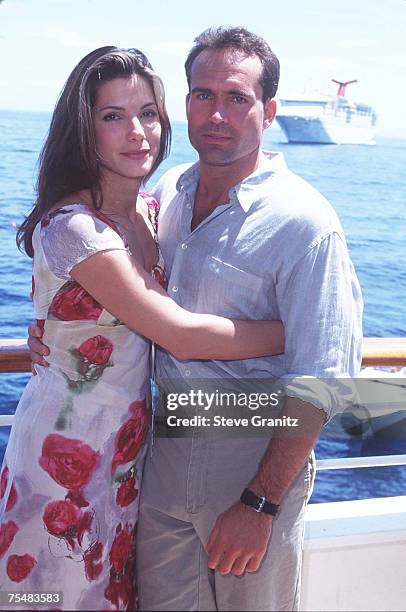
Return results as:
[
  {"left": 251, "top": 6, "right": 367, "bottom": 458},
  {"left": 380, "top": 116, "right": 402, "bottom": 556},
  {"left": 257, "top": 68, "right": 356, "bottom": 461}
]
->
[{"left": 17, "top": 46, "right": 171, "bottom": 256}]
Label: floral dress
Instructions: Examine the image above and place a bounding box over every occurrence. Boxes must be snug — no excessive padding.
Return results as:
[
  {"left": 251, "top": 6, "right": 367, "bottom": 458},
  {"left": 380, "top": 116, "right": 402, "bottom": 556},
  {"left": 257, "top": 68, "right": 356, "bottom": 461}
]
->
[{"left": 0, "top": 198, "right": 164, "bottom": 610}]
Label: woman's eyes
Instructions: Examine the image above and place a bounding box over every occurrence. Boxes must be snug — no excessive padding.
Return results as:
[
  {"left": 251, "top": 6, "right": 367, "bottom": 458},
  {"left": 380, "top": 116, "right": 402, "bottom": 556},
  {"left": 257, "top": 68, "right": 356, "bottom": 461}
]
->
[
  {"left": 141, "top": 109, "right": 158, "bottom": 118},
  {"left": 101, "top": 110, "right": 158, "bottom": 121},
  {"left": 102, "top": 113, "right": 120, "bottom": 122}
]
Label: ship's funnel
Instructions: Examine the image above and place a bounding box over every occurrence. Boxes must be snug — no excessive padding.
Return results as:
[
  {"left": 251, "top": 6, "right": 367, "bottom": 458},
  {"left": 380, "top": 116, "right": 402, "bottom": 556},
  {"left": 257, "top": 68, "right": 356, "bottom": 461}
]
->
[{"left": 332, "top": 79, "right": 358, "bottom": 97}]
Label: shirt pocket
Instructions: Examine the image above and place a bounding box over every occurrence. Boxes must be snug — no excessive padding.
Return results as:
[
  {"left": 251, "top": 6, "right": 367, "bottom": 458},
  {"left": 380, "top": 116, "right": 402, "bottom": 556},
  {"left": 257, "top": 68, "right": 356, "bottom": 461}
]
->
[{"left": 196, "top": 256, "right": 264, "bottom": 317}]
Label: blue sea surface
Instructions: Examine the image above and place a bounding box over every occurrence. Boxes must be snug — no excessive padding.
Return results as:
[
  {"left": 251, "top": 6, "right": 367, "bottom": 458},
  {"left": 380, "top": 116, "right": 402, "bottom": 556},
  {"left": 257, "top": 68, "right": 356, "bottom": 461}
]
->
[{"left": 0, "top": 109, "right": 405, "bottom": 502}]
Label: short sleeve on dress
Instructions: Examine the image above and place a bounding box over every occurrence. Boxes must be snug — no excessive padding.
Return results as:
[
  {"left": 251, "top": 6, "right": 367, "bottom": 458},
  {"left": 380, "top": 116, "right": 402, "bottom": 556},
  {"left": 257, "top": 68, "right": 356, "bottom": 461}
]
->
[{"left": 41, "top": 206, "right": 127, "bottom": 280}]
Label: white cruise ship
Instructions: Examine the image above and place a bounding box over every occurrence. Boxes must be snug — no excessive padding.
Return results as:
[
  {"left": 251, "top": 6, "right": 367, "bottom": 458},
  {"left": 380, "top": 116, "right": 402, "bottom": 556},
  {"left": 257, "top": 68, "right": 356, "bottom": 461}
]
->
[{"left": 276, "top": 79, "right": 377, "bottom": 145}]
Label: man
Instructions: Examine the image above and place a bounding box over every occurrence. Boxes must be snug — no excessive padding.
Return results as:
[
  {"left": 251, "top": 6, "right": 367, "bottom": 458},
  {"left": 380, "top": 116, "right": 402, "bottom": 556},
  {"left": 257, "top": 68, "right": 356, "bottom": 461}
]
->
[
  {"left": 29, "top": 27, "right": 362, "bottom": 611},
  {"left": 134, "top": 27, "right": 362, "bottom": 611}
]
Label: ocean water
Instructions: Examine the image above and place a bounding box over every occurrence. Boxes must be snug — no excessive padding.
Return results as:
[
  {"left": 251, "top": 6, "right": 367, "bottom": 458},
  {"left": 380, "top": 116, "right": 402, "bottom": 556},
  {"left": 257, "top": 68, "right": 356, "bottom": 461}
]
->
[{"left": 0, "top": 109, "right": 405, "bottom": 503}]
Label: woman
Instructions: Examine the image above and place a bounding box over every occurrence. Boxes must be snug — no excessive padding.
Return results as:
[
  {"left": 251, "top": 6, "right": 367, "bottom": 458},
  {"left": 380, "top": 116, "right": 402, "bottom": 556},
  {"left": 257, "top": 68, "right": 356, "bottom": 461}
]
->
[{"left": 0, "top": 47, "right": 283, "bottom": 610}]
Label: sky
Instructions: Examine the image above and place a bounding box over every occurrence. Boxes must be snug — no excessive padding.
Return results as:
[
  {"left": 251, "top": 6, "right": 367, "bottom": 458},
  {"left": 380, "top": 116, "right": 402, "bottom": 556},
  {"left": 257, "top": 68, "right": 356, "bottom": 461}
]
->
[{"left": 1, "top": 0, "right": 406, "bottom": 138}]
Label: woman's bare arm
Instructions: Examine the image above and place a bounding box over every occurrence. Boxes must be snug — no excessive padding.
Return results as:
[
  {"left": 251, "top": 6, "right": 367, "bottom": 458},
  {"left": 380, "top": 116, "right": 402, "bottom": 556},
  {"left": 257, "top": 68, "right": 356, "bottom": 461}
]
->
[{"left": 68, "top": 249, "right": 283, "bottom": 361}]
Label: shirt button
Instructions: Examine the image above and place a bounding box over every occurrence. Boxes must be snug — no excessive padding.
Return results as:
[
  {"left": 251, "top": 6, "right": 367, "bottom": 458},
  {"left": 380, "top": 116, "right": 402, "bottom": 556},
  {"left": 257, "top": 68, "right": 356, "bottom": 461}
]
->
[
  {"left": 172, "top": 286, "right": 179, "bottom": 293},
  {"left": 181, "top": 243, "right": 188, "bottom": 250},
  {"left": 186, "top": 203, "right": 192, "bottom": 209},
  {"left": 185, "top": 369, "right": 191, "bottom": 376}
]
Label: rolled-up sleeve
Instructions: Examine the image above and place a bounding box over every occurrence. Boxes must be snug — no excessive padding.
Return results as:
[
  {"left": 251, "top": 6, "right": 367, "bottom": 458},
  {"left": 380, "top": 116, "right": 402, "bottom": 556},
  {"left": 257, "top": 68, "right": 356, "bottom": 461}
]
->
[{"left": 277, "top": 231, "right": 363, "bottom": 420}]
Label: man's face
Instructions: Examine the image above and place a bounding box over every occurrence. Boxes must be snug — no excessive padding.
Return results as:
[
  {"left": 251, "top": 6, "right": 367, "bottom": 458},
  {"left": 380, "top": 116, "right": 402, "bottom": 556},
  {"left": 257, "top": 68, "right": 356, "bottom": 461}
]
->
[{"left": 186, "top": 48, "right": 276, "bottom": 168}]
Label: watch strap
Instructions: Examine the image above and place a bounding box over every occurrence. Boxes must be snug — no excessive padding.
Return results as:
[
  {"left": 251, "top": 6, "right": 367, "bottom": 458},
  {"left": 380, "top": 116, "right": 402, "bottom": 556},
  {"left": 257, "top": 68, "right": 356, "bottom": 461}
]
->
[{"left": 240, "top": 488, "right": 280, "bottom": 516}]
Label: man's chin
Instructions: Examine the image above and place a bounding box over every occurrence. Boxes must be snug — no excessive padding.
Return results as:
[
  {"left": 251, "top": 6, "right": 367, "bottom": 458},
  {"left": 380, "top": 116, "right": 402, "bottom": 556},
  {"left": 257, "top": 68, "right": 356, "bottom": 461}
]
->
[{"left": 197, "top": 149, "right": 237, "bottom": 167}]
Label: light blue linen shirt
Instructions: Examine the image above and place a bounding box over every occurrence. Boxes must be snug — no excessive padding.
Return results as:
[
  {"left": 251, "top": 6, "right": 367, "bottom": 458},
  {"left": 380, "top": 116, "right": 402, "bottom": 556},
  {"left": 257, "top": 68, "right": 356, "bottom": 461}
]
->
[{"left": 152, "top": 152, "right": 363, "bottom": 420}]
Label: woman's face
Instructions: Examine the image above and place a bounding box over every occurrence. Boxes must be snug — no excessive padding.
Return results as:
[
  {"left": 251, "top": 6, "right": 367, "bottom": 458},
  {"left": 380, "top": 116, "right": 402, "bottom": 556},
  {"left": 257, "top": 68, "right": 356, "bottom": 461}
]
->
[{"left": 92, "top": 75, "right": 161, "bottom": 184}]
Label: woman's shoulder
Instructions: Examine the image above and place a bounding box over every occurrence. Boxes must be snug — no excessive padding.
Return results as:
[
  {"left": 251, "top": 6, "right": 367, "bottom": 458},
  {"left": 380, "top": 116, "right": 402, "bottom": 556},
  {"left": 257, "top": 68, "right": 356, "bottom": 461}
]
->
[
  {"left": 41, "top": 203, "right": 121, "bottom": 236},
  {"left": 38, "top": 203, "right": 127, "bottom": 261},
  {"left": 40, "top": 203, "right": 89, "bottom": 227},
  {"left": 42, "top": 189, "right": 107, "bottom": 226},
  {"left": 37, "top": 203, "right": 127, "bottom": 281}
]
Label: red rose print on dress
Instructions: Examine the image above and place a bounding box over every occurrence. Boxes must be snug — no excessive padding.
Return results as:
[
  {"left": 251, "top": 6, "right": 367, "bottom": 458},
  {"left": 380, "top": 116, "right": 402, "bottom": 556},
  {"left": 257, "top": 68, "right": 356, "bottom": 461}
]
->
[
  {"left": 49, "top": 282, "right": 103, "bottom": 321},
  {"left": 79, "top": 336, "right": 113, "bottom": 365},
  {"left": 141, "top": 192, "right": 160, "bottom": 233},
  {"left": 66, "top": 489, "right": 89, "bottom": 508},
  {"left": 76, "top": 511, "right": 94, "bottom": 547},
  {"left": 105, "top": 524, "right": 136, "bottom": 609},
  {"left": 0, "top": 466, "right": 18, "bottom": 512},
  {"left": 6, "top": 554, "right": 36, "bottom": 582},
  {"left": 109, "top": 524, "right": 132, "bottom": 574},
  {"left": 1, "top": 466, "right": 9, "bottom": 495},
  {"left": 104, "top": 578, "right": 121, "bottom": 610},
  {"left": 140, "top": 193, "right": 167, "bottom": 287},
  {"left": 39, "top": 434, "right": 100, "bottom": 489},
  {"left": 43, "top": 497, "right": 94, "bottom": 553},
  {"left": 152, "top": 264, "right": 167, "bottom": 288},
  {"left": 43, "top": 500, "right": 82, "bottom": 536},
  {"left": 0, "top": 521, "right": 18, "bottom": 558},
  {"left": 104, "top": 569, "right": 135, "bottom": 611},
  {"left": 116, "top": 478, "right": 138, "bottom": 508},
  {"left": 111, "top": 400, "right": 148, "bottom": 474},
  {"left": 54, "top": 336, "right": 114, "bottom": 429},
  {"left": 84, "top": 542, "right": 103, "bottom": 581}
]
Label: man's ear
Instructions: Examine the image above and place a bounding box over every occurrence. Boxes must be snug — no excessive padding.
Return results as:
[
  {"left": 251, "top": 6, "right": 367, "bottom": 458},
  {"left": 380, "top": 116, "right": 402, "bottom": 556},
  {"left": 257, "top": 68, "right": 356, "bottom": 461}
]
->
[
  {"left": 263, "top": 98, "right": 277, "bottom": 129},
  {"left": 185, "top": 93, "right": 190, "bottom": 119}
]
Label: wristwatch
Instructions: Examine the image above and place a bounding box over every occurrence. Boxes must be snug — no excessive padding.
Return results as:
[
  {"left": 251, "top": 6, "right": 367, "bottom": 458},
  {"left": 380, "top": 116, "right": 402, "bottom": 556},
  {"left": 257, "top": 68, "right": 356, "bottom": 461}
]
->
[{"left": 240, "top": 488, "right": 280, "bottom": 517}]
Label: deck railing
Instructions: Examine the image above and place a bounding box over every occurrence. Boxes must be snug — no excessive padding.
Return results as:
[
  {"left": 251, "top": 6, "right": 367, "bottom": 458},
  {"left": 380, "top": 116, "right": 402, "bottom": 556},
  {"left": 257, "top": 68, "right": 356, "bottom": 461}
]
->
[
  {"left": 0, "top": 339, "right": 33, "bottom": 373},
  {"left": 1, "top": 337, "right": 406, "bottom": 468},
  {"left": 1, "top": 336, "right": 406, "bottom": 374}
]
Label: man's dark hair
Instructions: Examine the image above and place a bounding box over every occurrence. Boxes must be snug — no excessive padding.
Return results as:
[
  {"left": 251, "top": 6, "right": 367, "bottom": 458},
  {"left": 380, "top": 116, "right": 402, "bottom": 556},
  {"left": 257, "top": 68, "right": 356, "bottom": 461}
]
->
[{"left": 184, "top": 26, "right": 280, "bottom": 102}]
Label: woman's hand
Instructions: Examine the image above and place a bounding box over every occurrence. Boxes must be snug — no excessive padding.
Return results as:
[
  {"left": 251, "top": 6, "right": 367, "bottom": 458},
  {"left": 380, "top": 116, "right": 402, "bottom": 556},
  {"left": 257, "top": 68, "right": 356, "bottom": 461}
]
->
[{"left": 27, "top": 322, "right": 49, "bottom": 373}]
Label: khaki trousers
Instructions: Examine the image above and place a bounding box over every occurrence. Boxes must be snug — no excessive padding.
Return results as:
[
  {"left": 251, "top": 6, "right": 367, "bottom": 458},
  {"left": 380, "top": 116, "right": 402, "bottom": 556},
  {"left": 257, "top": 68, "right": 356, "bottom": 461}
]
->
[{"left": 136, "top": 436, "right": 314, "bottom": 611}]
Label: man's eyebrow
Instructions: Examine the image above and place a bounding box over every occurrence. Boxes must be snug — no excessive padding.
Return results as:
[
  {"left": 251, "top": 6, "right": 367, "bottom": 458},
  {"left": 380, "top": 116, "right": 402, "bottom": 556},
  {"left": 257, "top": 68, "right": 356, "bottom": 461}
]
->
[
  {"left": 190, "top": 87, "right": 253, "bottom": 98},
  {"left": 190, "top": 87, "right": 213, "bottom": 95},
  {"left": 227, "top": 89, "right": 252, "bottom": 98}
]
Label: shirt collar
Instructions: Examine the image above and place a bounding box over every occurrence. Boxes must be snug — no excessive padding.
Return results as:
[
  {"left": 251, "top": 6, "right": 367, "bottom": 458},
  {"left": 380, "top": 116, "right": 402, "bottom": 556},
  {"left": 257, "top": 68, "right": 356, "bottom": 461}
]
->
[
  {"left": 175, "top": 152, "right": 287, "bottom": 213},
  {"left": 233, "top": 152, "right": 288, "bottom": 212},
  {"left": 175, "top": 161, "right": 200, "bottom": 194}
]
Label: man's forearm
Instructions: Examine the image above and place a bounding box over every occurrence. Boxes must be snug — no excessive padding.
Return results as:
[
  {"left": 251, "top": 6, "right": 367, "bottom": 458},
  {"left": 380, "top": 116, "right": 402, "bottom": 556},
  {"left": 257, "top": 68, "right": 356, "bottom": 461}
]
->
[
  {"left": 248, "top": 396, "right": 326, "bottom": 504},
  {"left": 205, "top": 396, "right": 326, "bottom": 575}
]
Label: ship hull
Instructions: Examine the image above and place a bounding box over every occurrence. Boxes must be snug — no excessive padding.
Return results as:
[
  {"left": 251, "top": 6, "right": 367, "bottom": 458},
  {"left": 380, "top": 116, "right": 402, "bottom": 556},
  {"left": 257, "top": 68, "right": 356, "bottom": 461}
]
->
[{"left": 276, "top": 115, "right": 376, "bottom": 145}]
